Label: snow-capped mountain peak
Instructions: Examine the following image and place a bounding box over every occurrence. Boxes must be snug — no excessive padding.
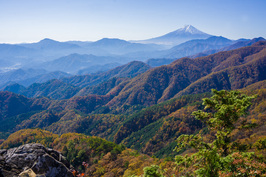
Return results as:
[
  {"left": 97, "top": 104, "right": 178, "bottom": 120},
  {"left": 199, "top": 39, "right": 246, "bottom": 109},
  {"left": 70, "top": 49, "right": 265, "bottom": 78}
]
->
[
  {"left": 177, "top": 25, "right": 204, "bottom": 34},
  {"left": 136, "top": 25, "right": 213, "bottom": 46}
]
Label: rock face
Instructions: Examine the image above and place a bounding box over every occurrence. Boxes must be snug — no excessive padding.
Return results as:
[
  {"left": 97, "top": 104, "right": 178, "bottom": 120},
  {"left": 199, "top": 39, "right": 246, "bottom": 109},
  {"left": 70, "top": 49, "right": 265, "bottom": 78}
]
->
[{"left": 0, "top": 143, "right": 73, "bottom": 177}]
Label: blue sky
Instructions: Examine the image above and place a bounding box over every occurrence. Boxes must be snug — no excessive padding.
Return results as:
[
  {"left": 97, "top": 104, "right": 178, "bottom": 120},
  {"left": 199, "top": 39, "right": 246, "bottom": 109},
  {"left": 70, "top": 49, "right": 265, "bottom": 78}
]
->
[{"left": 0, "top": 0, "right": 265, "bottom": 43}]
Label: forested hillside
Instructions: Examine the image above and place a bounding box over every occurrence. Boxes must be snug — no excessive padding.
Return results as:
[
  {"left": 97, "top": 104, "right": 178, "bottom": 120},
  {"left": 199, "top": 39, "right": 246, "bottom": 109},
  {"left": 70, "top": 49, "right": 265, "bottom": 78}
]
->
[
  {"left": 1, "top": 83, "right": 265, "bottom": 176},
  {"left": 108, "top": 41, "right": 266, "bottom": 107}
]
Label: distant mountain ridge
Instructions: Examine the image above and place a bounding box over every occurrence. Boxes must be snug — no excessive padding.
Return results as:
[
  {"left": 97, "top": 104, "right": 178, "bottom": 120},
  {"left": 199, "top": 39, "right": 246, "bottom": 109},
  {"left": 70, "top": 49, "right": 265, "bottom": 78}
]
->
[
  {"left": 1, "top": 25, "right": 264, "bottom": 89},
  {"left": 20, "top": 38, "right": 81, "bottom": 50}
]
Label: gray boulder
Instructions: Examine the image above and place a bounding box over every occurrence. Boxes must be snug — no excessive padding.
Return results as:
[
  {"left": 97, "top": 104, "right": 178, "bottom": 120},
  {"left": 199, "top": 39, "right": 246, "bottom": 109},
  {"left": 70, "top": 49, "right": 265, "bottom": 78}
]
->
[{"left": 0, "top": 143, "right": 73, "bottom": 177}]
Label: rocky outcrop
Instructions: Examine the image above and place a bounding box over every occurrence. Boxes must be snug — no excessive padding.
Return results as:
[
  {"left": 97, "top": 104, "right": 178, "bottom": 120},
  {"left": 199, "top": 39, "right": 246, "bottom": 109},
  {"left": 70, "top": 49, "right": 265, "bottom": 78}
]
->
[{"left": 0, "top": 143, "right": 73, "bottom": 177}]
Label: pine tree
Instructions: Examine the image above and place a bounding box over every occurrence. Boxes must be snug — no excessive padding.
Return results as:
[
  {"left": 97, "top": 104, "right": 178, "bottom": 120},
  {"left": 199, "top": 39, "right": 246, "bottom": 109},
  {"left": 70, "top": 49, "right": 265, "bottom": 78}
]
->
[{"left": 174, "top": 89, "right": 265, "bottom": 177}]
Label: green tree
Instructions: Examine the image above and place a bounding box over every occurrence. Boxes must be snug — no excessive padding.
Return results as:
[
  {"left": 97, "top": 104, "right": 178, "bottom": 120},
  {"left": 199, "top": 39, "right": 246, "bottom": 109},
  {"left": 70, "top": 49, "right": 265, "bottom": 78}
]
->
[
  {"left": 143, "top": 165, "right": 164, "bottom": 177},
  {"left": 174, "top": 89, "right": 262, "bottom": 177}
]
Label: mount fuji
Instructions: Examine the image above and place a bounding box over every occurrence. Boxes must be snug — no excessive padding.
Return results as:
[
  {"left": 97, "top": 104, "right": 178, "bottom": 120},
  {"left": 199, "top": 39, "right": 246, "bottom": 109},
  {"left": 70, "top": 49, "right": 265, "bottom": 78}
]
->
[{"left": 137, "top": 25, "right": 213, "bottom": 46}]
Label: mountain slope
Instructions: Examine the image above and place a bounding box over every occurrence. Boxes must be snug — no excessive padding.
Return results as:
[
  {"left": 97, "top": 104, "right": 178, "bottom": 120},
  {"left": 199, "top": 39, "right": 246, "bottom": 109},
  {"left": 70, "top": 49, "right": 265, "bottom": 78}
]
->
[
  {"left": 0, "top": 91, "right": 113, "bottom": 134},
  {"left": 107, "top": 41, "right": 266, "bottom": 107},
  {"left": 176, "top": 47, "right": 266, "bottom": 97},
  {"left": 76, "top": 77, "right": 130, "bottom": 96},
  {"left": 2, "top": 83, "right": 26, "bottom": 94},
  {"left": 3, "top": 80, "right": 80, "bottom": 100},
  {"left": 0, "top": 91, "right": 50, "bottom": 123}
]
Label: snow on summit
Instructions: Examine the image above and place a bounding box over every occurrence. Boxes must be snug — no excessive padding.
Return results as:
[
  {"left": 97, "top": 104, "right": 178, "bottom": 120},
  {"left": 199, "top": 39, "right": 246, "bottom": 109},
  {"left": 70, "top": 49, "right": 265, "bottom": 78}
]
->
[{"left": 175, "top": 25, "right": 206, "bottom": 34}]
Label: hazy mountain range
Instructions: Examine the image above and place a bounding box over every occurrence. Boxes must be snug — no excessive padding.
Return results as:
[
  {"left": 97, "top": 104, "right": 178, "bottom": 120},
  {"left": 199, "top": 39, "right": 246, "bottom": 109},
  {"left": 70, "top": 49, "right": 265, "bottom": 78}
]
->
[
  {"left": 3, "top": 41, "right": 265, "bottom": 103},
  {"left": 0, "top": 25, "right": 264, "bottom": 90}
]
